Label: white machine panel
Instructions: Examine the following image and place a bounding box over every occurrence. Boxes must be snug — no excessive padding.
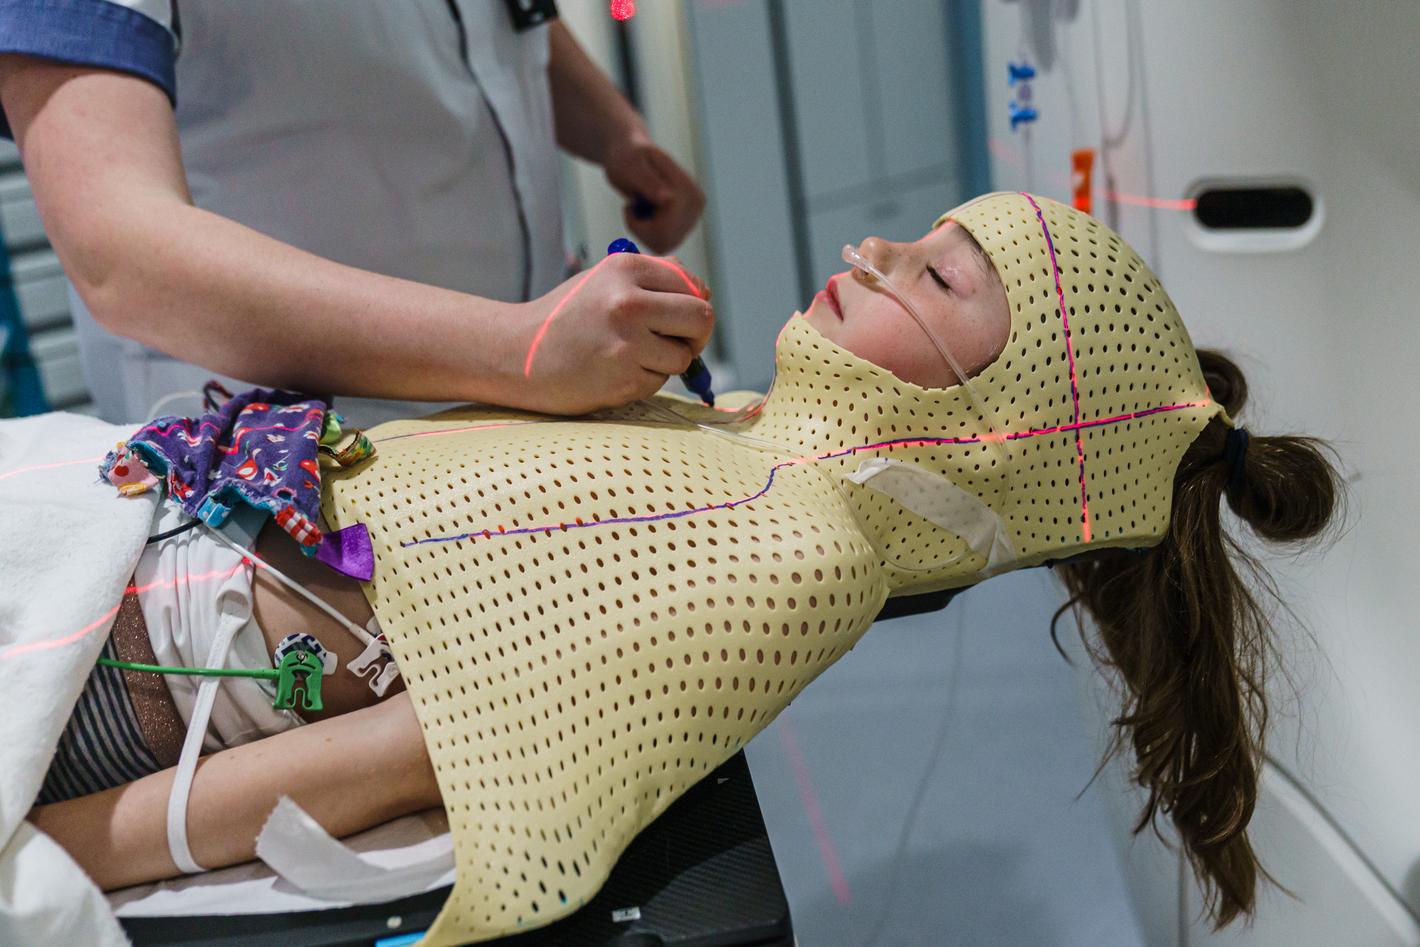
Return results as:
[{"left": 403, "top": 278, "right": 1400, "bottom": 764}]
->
[{"left": 980, "top": 1, "right": 1420, "bottom": 942}]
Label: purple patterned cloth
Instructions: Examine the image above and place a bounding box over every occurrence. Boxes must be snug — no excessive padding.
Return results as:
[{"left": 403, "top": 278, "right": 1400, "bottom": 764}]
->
[{"left": 101, "top": 387, "right": 375, "bottom": 581}]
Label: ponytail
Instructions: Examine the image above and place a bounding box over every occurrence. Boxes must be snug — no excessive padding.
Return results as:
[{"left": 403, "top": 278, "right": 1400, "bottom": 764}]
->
[{"left": 1053, "top": 349, "right": 1342, "bottom": 927}]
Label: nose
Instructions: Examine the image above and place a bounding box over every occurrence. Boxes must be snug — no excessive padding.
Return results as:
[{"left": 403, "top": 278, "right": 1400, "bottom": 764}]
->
[{"left": 854, "top": 235, "right": 908, "bottom": 282}]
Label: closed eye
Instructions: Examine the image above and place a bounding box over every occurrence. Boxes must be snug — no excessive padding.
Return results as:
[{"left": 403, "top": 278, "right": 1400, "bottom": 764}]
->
[{"left": 927, "top": 265, "right": 951, "bottom": 294}]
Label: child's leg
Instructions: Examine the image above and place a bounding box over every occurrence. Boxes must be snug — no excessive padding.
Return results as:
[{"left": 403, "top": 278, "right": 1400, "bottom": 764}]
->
[{"left": 27, "top": 690, "right": 439, "bottom": 892}]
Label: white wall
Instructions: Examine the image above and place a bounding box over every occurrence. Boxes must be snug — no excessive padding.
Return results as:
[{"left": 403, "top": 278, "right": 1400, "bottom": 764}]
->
[{"left": 979, "top": 1, "right": 1420, "bottom": 943}]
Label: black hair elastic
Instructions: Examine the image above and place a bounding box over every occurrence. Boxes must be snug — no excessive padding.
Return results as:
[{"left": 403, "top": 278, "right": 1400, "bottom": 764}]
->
[{"left": 1223, "top": 426, "right": 1251, "bottom": 493}]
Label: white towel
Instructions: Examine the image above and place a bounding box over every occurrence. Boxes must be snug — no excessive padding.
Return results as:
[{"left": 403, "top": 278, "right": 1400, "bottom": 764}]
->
[{"left": 0, "top": 412, "right": 157, "bottom": 946}]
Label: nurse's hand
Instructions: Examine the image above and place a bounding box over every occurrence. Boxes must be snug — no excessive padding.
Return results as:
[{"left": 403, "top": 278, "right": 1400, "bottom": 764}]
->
[
  {"left": 510, "top": 252, "right": 714, "bottom": 415},
  {"left": 603, "top": 131, "right": 706, "bottom": 254}
]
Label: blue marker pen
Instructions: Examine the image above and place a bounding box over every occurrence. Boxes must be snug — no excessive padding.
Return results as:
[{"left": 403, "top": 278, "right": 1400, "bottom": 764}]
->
[{"left": 607, "top": 237, "right": 716, "bottom": 407}]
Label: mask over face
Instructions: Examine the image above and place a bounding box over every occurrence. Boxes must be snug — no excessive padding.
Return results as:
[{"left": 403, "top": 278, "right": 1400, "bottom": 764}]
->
[
  {"left": 754, "top": 190, "right": 1225, "bottom": 589},
  {"left": 320, "top": 191, "right": 1222, "bottom": 944}
]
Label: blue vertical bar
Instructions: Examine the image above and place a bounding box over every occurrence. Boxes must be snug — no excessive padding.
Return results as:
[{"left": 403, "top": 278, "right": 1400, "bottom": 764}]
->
[
  {"left": 946, "top": 0, "right": 992, "bottom": 197},
  {"left": 0, "top": 220, "right": 49, "bottom": 417}
]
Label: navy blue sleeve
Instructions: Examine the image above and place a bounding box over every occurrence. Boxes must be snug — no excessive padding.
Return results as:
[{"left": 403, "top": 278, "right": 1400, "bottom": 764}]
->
[{"left": 0, "top": 0, "right": 176, "bottom": 140}]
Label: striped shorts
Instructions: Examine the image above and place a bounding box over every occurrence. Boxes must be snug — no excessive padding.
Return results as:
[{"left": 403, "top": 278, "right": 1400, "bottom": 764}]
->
[{"left": 37, "top": 592, "right": 185, "bottom": 805}]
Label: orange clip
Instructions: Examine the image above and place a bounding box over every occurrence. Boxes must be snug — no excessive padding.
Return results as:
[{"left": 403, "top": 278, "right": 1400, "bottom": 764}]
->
[{"left": 1072, "top": 149, "right": 1095, "bottom": 214}]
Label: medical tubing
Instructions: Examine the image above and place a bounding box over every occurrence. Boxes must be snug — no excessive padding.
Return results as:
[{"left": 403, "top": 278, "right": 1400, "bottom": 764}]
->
[
  {"left": 167, "top": 618, "right": 245, "bottom": 875},
  {"left": 144, "top": 388, "right": 205, "bottom": 421},
  {"left": 203, "top": 523, "right": 376, "bottom": 647},
  {"left": 859, "top": 595, "right": 968, "bottom": 947},
  {"left": 97, "top": 657, "right": 278, "bottom": 680},
  {"left": 146, "top": 518, "right": 202, "bottom": 545}
]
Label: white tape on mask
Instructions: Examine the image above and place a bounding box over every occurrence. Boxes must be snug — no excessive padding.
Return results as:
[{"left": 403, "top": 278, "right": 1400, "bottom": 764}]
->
[{"left": 844, "top": 458, "right": 1015, "bottom": 575}]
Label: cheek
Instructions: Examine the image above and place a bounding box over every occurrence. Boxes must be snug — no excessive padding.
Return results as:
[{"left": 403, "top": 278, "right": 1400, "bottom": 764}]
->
[{"left": 843, "top": 313, "right": 955, "bottom": 387}]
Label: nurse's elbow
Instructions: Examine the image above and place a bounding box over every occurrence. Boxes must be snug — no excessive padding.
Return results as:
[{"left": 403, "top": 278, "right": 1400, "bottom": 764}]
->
[
  {"left": 55, "top": 227, "right": 153, "bottom": 340},
  {"left": 71, "top": 266, "right": 140, "bottom": 339}
]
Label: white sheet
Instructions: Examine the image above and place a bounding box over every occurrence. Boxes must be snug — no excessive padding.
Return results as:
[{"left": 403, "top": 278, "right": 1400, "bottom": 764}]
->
[
  {"left": 0, "top": 412, "right": 158, "bottom": 946},
  {"left": 0, "top": 413, "right": 453, "bottom": 940}
]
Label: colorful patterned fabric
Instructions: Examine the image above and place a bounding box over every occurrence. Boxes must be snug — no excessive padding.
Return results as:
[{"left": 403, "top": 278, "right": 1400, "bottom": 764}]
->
[{"left": 102, "top": 388, "right": 331, "bottom": 551}]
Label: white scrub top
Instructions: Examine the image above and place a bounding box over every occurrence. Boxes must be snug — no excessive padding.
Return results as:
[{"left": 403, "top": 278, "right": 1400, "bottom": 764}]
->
[{"left": 59, "top": 0, "right": 566, "bottom": 425}]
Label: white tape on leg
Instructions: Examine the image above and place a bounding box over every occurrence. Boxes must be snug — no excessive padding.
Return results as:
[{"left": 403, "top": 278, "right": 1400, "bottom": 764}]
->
[{"left": 255, "top": 796, "right": 454, "bottom": 903}]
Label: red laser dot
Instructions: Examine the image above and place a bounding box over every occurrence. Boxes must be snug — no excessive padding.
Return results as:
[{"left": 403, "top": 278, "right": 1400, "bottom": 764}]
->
[{"left": 610, "top": 0, "right": 635, "bottom": 21}]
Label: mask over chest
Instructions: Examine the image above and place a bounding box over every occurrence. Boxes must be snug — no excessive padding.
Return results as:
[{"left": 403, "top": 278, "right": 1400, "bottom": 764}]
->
[{"left": 320, "top": 389, "right": 893, "bottom": 943}]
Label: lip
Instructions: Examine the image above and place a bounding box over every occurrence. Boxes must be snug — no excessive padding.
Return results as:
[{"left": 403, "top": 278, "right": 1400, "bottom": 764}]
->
[{"left": 823, "top": 276, "right": 844, "bottom": 319}]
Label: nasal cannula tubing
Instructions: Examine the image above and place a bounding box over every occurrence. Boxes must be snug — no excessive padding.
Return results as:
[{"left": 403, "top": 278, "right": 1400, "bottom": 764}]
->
[{"left": 839, "top": 243, "right": 1010, "bottom": 460}]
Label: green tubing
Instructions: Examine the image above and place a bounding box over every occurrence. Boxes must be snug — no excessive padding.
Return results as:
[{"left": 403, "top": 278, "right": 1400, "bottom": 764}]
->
[{"left": 96, "top": 657, "right": 278, "bottom": 680}]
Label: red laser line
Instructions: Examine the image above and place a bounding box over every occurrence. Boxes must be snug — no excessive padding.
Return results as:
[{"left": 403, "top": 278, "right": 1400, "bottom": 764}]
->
[
  {"left": 778, "top": 715, "right": 853, "bottom": 906},
  {"left": 1021, "top": 192, "right": 1091, "bottom": 543},
  {"left": 1, "top": 559, "right": 256, "bottom": 662},
  {"left": 0, "top": 455, "right": 104, "bottom": 482},
  {"left": 1105, "top": 191, "right": 1197, "bottom": 211},
  {"left": 642, "top": 255, "right": 706, "bottom": 299},
  {"left": 524, "top": 262, "right": 604, "bottom": 378},
  {"left": 374, "top": 420, "right": 544, "bottom": 443},
  {"left": 523, "top": 256, "right": 709, "bottom": 379}
]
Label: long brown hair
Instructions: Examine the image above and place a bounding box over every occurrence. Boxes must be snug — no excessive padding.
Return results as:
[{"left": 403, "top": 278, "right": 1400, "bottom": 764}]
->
[{"left": 1052, "top": 349, "right": 1342, "bottom": 928}]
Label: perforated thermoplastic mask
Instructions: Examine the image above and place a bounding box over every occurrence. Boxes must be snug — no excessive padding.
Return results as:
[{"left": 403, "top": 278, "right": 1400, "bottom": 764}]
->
[{"left": 320, "top": 191, "right": 1222, "bottom": 944}]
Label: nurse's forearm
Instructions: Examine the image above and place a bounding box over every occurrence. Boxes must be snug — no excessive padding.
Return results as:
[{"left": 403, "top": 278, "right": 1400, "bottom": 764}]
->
[
  {"left": 77, "top": 200, "right": 531, "bottom": 404},
  {"left": 27, "top": 692, "right": 441, "bottom": 891},
  {"left": 547, "top": 20, "right": 647, "bottom": 165},
  {"left": 0, "top": 57, "right": 531, "bottom": 405}
]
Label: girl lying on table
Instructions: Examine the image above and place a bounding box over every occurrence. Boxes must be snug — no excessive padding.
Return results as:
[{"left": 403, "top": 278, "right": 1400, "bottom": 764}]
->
[{"left": 24, "top": 192, "right": 1340, "bottom": 945}]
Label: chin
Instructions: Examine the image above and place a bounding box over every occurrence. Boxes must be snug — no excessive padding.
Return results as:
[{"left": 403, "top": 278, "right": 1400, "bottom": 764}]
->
[{"left": 801, "top": 305, "right": 835, "bottom": 339}]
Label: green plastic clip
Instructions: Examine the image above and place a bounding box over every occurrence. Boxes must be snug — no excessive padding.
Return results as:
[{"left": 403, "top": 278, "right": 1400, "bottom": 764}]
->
[{"left": 272, "top": 650, "right": 324, "bottom": 712}]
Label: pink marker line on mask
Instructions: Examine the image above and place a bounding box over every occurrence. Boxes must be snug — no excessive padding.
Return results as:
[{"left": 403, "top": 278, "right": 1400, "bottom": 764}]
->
[
  {"left": 1020, "top": 192, "right": 1091, "bottom": 543},
  {"left": 401, "top": 397, "right": 1208, "bottom": 548}
]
